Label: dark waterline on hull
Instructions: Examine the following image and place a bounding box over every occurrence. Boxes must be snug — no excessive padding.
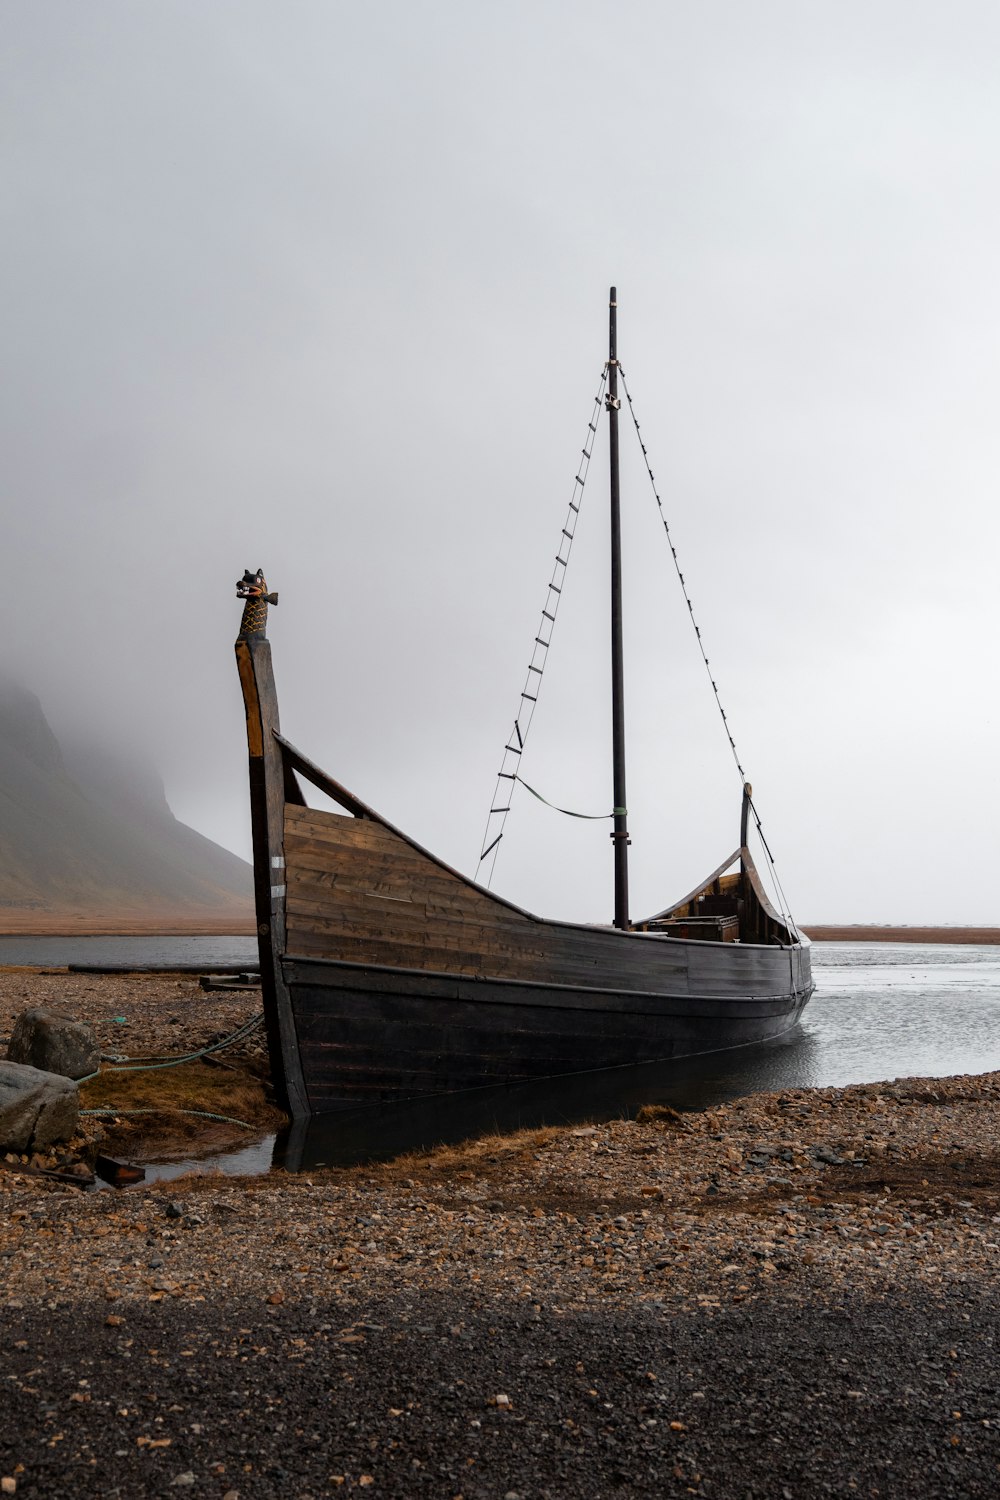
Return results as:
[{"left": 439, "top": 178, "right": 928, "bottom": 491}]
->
[{"left": 275, "top": 1025, "right": 818, "bottom": 1170}]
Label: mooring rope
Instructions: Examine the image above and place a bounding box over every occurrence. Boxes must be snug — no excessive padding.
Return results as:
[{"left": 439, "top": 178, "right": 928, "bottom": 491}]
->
[
  {"left": 476, "top": 367, "right": 609, "bottom": 886},
  {"left": 77, "top": 1013, "right": 265, "bottom": 1085},
  {"left": 80, "top": 1107, "right": 255, "bottom": 1129}
]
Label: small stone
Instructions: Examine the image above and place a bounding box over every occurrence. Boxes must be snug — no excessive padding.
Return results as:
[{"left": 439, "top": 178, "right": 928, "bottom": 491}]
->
[
  {"left": 170, "top": 1476, "right": 195, "bottom": 1488},
  {"left": 494, "top": 1393, "right": 512, "bottom": 1409},
  {"left": 267, "top": 1290, "right": 285, "bottom": 1305},
  {"left": 2, "top": 1479, "right": 16, "bottom": 1496},
  {"left": 164, "top": 1203, "right": 185, "bottom": 1219}
]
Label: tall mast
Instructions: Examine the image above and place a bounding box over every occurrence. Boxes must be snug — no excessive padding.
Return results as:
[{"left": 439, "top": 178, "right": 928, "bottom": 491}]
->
[{"left": 607, "top": 286, "right": 630, "bottom": 929}]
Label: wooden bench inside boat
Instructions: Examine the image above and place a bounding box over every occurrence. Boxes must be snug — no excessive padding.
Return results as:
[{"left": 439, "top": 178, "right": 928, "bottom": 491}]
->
[{"left": 640, "top": 913, "right": 739, "bottom": 942}]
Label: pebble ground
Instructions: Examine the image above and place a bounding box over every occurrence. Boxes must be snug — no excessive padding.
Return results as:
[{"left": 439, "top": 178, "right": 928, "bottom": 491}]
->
[{"left": 3, "top": 972, "right": 1000, "bottom": 1496}]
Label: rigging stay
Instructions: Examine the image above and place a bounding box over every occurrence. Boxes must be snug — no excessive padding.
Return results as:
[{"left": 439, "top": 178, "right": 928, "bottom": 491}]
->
[{"left": 477, "top": 290, "right": 791, "bottom": 925}]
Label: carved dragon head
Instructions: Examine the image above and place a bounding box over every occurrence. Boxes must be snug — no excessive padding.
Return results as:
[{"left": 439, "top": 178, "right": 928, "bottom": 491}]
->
[{"left": 236, "top": 568, "right": 278, "bottom": 641}]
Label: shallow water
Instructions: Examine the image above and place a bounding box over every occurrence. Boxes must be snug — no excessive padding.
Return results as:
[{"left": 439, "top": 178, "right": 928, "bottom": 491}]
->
[
  {"left": 0, "top": 935, "right": 258, "bottom": 969},
  {"left": 94, "top": 1134, "right": 277, "bottom": 1191},
  {"left": 798, "top": 942, "right": 1000, "bottom": 1087}
]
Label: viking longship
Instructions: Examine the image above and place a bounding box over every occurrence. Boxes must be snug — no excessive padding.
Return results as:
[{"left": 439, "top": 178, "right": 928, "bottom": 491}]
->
[{"left": 235, "top": 289, "right": 813, "bottom": 1118}]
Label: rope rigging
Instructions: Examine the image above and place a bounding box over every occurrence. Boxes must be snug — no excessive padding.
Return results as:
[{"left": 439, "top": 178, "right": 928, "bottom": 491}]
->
[
  {"left": 617, "top": 364, "right": 794, "bottom": 925},
  {"left": 476, "top": 367, "right": 609, "bottom": 886},
  {"left": 475, "top": 355, "right": 795, "bottom": 930},
  {"left": 513, "top": 772, "right": 623, "bottom": 820}
]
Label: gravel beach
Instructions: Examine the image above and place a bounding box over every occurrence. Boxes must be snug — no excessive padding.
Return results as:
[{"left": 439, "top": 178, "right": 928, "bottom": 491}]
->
[{"left": 3, "top": 969, "right": 1000, "bottom": 1497}]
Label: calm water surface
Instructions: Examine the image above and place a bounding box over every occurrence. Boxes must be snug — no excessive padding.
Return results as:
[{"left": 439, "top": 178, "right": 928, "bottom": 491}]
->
[
  {"left": 804, "top": 942, "right": 1000, "bottom": 1087},
  {"left": 5, "top": 937, "right": 999, "bottom": 1169},
  {"left": 0, "top": 935, "right": 258, "bottom": 968}
]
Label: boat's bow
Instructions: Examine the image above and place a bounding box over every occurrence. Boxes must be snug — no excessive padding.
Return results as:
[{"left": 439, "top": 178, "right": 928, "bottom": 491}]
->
[{"left": 234, "top": 568, "right": 308, "bottom": 1117}]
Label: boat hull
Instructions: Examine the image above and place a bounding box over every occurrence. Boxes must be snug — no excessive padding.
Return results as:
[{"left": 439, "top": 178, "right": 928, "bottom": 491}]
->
[
  {"left": 284, "top": 950, "right": 813, "bottom": 1112},
  {"left": 236, "top": 631, "right": 815, "bottom": 1118}
]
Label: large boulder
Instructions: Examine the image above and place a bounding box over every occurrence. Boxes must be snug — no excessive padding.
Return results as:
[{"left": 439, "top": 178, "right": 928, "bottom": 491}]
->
[
  {"left": 7, "top": 1007, "right": 99, "bottom": 1080},
  {"left": 0, "top": 1061, "right": 79, "bottom": 1151}
]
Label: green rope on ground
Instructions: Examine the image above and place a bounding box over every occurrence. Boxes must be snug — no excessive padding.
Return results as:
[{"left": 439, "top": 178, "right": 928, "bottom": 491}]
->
[
  {"left": 100, "top": 1013, "right": 265, "bottom": 1074},
  {"left": 80, "top": 1106, "right": 255, "bottom": 1129}
]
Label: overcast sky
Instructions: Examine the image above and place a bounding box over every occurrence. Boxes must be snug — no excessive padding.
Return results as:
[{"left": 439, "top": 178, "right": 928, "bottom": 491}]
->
[{"left": 4, "top": 2, "right": 1000, "bottom": 925}]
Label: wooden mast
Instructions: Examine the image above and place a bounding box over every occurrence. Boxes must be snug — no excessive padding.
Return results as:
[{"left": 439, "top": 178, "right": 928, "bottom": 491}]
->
[{"left": 607, "top": 286, "right": 630, "bottom": 930}]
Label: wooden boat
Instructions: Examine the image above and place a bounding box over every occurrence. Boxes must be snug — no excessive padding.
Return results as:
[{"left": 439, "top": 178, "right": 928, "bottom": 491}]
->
[{"left": 235, "top": 290, "right": 813, "bottom": 1118}]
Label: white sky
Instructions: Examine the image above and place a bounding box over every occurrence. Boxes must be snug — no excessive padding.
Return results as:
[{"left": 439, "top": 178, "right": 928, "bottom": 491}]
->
[{"left": 4, "top": 1, "right": 999, "bottom": 924}]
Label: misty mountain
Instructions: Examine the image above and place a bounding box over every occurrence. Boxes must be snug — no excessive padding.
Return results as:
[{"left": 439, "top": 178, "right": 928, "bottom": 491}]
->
[{"left": 0, "top": 679, "right": 252, "bottom": 924}]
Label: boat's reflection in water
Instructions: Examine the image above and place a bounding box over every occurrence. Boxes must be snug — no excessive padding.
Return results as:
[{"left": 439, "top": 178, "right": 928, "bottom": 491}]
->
[{"left": 274, "top": 1026, "right": 820, "bottom": 1172}]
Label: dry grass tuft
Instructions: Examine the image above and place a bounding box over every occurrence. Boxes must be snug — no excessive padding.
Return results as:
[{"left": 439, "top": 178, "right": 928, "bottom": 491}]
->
[
  {"left": 79, "top": 1059, "right": 286, "bottom": 1159},
  {"left": 635, "top": 1103, "right": 690, "bottom": 1128}
]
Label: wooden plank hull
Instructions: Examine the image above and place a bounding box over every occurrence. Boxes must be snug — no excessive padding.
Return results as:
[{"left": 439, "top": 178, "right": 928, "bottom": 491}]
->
[{"left": 285, "top": 952, "right": 813, "bottom": 1112}]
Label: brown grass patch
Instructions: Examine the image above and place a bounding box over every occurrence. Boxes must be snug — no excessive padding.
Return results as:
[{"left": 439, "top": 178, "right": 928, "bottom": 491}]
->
[{"left": 79, "top": 1059, "right": 286, "bottom": 1160}]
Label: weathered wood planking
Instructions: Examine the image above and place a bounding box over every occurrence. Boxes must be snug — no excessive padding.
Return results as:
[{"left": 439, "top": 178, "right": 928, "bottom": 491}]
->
[
  {"left": 283, "top": 804, "right": 800, "bottom": 997},
  {"left": 284, "top": 956, "right": 811, "bottom": 1108},
  {"left": 284, "top": 811, "right": 531, "bottom": 921}
]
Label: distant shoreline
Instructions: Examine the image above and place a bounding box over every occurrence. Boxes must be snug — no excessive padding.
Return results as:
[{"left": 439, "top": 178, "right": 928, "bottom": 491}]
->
[
  {"left": 802, "top": 926, "right": 1000, "bottom": 945},
  {"left": 0, "top": 913, "right": 256, "bottom": 937},
  {"left": 0, "top": 916, "right": 996, "bottom": 945}
]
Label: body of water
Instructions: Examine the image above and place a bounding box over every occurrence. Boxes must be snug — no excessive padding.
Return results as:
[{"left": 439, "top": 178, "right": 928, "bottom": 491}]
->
[
  {"left": 799, "top": 942, "right": 1000, "bottom": 1087},
  {"left": 5, "top": 937, "right": 999, "bottom": 1169},
  {"left": 0, "top": 935, "right": 259, "bottom": 969}
]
